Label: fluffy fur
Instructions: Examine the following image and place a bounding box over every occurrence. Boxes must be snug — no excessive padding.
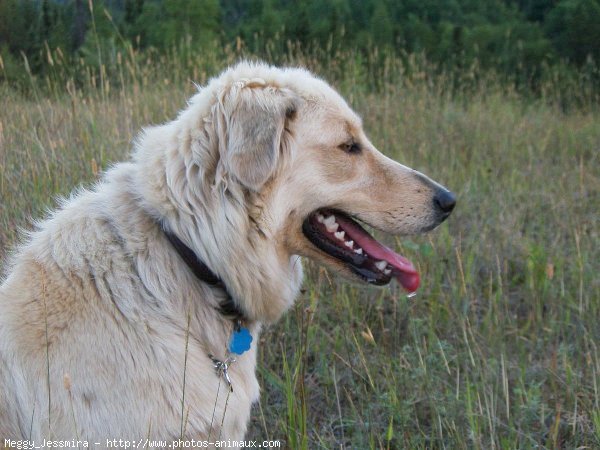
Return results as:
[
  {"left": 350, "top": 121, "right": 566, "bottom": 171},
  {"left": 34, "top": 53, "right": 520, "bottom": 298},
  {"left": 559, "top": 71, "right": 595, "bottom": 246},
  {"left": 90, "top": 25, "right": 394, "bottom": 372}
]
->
[{"left": 0, "top": 62, "right": 451, "bottom": 443}]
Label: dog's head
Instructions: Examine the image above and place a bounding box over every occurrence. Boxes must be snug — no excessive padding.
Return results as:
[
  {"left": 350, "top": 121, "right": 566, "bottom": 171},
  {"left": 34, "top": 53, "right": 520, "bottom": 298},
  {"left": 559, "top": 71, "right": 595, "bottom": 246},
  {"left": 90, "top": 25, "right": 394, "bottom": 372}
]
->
[{"left": 199, "top": 62, "right": 455, "bottom": 294}]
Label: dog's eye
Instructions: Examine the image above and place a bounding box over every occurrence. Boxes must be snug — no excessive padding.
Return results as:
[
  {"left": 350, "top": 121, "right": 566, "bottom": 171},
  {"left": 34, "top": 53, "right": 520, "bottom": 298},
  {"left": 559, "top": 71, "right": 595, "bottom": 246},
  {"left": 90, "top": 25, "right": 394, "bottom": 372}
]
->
[{"left": 339, "top": 142, "right": 361, "bottom": 154}]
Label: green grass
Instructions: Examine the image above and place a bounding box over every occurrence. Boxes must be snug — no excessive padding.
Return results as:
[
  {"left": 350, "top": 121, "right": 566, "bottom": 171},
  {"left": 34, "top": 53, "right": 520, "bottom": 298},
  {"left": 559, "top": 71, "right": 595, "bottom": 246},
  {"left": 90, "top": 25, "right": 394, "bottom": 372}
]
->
[{"left": 0, "top": 46, "right": 598, "bottom": 448}]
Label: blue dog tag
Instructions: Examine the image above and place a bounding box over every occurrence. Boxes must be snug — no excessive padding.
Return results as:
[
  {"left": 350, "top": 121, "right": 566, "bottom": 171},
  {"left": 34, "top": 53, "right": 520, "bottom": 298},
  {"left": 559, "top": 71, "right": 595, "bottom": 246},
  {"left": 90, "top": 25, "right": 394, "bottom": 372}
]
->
[{"left": 229, "top": 327, "right": 253, "bottom": 355}]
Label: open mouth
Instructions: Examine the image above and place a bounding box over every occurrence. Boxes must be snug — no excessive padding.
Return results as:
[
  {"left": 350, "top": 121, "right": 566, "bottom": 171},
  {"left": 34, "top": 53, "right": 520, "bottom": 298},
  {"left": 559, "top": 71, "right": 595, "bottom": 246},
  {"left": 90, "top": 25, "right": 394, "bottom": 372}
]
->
[{"left": 302, "top": 209, "right": 420, "bottom": 292}]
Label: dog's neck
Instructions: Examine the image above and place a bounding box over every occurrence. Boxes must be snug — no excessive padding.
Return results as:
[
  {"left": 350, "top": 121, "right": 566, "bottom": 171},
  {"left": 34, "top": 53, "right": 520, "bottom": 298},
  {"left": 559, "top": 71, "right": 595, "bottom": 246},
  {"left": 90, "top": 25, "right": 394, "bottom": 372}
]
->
[
  {"left": 131, "top": 125, "right": 303, "bottom": 324},
  {"left": 158, "top": 202, "right": 303, "bottom": 324},
  {"left": 161, "top": 226, "right": 246, "bottom": 321}
]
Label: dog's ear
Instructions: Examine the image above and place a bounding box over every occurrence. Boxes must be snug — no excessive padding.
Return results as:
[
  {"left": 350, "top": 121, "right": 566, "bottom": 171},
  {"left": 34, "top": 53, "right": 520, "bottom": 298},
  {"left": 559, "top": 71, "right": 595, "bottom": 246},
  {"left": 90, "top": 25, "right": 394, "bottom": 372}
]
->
[{"left": 216, "top": 80, "right": 298, "bottom": 191}]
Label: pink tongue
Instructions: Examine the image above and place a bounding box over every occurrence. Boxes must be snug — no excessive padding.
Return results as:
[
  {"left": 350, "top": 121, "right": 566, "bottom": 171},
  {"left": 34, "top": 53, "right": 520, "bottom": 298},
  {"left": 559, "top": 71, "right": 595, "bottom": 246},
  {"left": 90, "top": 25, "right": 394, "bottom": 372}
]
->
[{"left": 334, "top": 215, "right": 420, "bottom": 292}]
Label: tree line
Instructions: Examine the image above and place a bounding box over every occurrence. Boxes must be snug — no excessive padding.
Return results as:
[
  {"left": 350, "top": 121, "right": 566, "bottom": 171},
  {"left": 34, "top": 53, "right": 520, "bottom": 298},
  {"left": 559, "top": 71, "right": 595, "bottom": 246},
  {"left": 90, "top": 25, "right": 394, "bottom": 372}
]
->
[{"left": 1, "top": 0, "right": 599, "bottom": 85}]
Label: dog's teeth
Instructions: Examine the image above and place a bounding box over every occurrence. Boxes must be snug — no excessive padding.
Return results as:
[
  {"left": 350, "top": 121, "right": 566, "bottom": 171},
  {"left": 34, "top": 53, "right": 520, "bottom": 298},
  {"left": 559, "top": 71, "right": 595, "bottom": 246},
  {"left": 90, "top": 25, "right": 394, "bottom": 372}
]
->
[
  {"left": 323, "top": 215, "right": 336, "bottom": 227},
  {"left": 375, "top": 260, "right": 388, "bottom": 271},
  {"left": 384, "top": 268, "right": 392, "bottom": 275},
  {"left": 345, "top": 240, "right": 354, "bottom": 249},
  {"left": 334, "top": 231, "right": 345, "bottom": 240},
  {"left": 354, "top": 248, "right": 363, "bottom": 255},
  {"left": 316, "top": 214, "right": 325, "bottom": 223},
  {"left": 325, "top": 222, "right": 339, "bottom": 233}
]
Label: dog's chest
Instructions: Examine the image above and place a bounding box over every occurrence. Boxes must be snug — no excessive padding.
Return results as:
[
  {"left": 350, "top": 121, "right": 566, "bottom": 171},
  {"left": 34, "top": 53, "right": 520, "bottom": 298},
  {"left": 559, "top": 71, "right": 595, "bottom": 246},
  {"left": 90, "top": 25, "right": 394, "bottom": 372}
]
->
[{"left": 172, "top": 341, "right": 261, "bottom": 440}]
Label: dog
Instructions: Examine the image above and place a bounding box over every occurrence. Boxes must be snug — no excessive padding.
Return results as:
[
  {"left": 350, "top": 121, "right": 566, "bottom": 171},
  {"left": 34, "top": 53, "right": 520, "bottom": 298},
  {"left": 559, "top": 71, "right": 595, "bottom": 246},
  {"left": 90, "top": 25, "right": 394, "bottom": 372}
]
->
[{"left": 0, "top": 62, "right": 455, "bottom": 444}]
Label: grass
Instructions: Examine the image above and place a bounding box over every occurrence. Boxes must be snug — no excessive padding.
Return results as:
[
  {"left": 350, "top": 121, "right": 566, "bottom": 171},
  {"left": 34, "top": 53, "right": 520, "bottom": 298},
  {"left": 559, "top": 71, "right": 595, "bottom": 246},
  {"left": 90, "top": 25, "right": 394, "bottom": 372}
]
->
[{"left": 0, "top": 44, "right": 598, "bottom": 448}]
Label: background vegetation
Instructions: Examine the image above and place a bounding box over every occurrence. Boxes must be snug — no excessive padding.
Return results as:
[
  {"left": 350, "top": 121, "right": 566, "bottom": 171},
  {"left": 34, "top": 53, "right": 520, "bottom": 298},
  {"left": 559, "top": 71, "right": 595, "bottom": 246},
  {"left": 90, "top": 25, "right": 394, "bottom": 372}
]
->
[
  {"left": 1, "top": 0, "right": 600, "bottom": 92},
  {"left": 0, "top": 1, "right": 599, "bottom": 448}
]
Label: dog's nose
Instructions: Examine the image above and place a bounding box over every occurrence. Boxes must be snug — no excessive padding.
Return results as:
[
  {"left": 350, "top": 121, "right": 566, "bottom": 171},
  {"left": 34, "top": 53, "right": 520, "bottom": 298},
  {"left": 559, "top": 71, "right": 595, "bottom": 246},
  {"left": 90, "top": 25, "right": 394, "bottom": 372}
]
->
[{"left": 433, "top": 189, "right": 456, "bottom": 214}]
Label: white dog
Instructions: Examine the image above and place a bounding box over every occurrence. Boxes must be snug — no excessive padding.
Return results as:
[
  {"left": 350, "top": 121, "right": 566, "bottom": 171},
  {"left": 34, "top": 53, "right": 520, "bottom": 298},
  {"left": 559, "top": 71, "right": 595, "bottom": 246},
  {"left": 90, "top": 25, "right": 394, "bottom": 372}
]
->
[{"left": 0, "top": 62, "right": 455, "bottom": 444}]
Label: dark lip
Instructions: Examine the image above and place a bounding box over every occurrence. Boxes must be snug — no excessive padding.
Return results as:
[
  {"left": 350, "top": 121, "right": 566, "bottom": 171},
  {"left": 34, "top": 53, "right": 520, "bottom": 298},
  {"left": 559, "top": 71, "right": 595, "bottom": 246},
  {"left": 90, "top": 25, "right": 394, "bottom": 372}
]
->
[
  {"left": 420, "top": 211, "right": 452, "bottom": 233},
  {"left": 301, "top": 208, "right": 392, "bottom": 285}
]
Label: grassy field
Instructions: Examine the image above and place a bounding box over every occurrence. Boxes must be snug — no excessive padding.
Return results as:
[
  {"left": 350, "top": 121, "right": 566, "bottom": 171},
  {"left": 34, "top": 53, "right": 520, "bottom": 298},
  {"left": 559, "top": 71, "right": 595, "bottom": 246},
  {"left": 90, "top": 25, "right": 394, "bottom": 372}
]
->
[{"left": 0, "top": 48, "right": 599, "bottom": 448}]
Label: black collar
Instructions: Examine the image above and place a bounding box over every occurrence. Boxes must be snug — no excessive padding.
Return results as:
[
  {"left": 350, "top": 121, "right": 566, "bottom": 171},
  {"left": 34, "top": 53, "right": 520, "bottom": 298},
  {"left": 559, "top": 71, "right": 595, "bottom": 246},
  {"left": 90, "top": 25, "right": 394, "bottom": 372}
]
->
[{"left": 162, "top": 227, "right": 246, "bottom": 322}]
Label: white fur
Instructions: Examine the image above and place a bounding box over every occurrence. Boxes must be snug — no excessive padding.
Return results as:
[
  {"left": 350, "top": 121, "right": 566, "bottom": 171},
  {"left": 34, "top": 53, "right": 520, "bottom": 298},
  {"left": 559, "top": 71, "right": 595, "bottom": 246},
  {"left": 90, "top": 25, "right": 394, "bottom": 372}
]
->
[{"left": 0, "top": 62, "right": 448, "bottom": 445}]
